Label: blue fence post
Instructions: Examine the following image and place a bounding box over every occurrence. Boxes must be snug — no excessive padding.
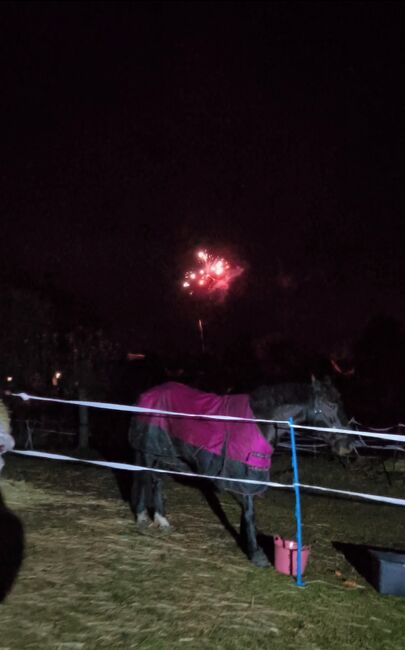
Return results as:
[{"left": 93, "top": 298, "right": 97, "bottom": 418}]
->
[{"left": 288, "top": 416, "right": 305, "bottom": 587}]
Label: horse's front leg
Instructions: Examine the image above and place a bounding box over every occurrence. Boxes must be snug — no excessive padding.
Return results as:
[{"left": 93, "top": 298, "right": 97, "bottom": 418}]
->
[{"left": 236, "top": 494, "right": 269, "bottom": 567}]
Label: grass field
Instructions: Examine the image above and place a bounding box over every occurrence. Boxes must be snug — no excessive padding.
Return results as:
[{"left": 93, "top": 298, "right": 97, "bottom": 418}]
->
[{"left": 1, "top": 451, "right": 405, "bottom": 650}]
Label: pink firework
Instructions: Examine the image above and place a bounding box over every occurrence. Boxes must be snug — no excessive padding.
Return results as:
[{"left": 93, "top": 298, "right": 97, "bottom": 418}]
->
[{"left": 182, "top": 249, "right": 244, "bottom": 297}]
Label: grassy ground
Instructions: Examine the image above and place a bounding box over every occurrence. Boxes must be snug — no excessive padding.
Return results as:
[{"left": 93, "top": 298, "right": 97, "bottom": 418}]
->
[{"left": 1, "top": 451, "right": 405, "bottom": 650}]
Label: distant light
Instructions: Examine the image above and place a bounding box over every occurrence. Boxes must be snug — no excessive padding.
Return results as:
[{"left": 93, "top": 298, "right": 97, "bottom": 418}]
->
[
  {"left": 6, "top": 376, "right": 13, "bottom": 383},
  {"left": 127, "top": 353, "right": 146, "bottom": 361},
  {"left": 52, "top": 370, "right": 62, "bottom": 387}
]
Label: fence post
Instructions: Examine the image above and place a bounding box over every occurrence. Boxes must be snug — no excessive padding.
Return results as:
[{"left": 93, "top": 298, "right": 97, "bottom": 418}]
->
[
  {"left": 288, "top": 416, "right": 304, "bottom": 587},
  {"left": 78, "top": 387, "right": 90, "bottom": 449}
]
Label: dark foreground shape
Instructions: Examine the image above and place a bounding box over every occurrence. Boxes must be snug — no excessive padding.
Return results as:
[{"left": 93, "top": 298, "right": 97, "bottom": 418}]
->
[
  {"left": 129, "top": 378, "right": 353, "bottom": 567},
  {"left": 0, "top": 495, "right": 24, "bottom": 602}
]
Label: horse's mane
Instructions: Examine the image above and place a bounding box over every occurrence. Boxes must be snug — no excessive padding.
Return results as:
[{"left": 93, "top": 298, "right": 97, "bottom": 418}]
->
[{"left": 249, "top": 383, "right": 312, "bottom": 417}]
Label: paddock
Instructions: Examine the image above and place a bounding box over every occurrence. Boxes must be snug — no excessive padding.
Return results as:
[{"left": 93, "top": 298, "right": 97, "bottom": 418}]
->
[{"left": 2, "top": 450, "right": 405, "bottom": 650}]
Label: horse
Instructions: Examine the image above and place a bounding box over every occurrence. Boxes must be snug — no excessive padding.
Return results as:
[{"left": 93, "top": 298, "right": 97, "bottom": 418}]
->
[{"left": 128, "top": 376, "right": 353, "bottom": 567}]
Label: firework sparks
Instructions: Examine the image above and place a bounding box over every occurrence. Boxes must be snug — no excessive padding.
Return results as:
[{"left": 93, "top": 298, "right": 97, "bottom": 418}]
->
[{"left": 182, "top": 249, "right": 244, "bottom": 297}]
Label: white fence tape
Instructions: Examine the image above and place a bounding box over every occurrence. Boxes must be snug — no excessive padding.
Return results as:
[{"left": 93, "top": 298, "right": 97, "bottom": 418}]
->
[
  {"left": 10, "top": 449, "right": 288, "bottom": 489},
  {"left": 298, "top": 482, "right": 405, "bottom": 507},
  {"left": 351, "top": 419, "right": 405, "bottom": 431},
  {"left": 10, "top": 392, "right": 405, "bottom": 444},
  {"left": 7, "top": 391, "right": 405, "bottom": 509},
  {"left": 12, "top": 392, "right": 289, "bottom": 424},
  {"left": 11, "top": 449, "right": 405, "bottom": 508}
]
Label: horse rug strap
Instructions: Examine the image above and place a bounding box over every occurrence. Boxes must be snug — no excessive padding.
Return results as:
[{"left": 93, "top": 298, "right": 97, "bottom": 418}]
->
[{"left": 136, "top": 382, "right": 273, "bottom": 470}]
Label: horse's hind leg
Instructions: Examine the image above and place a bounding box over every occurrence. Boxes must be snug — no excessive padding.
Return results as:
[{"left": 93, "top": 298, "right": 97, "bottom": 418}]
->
[
  {"left": 151, "top": 475, "right": 171, "bottom": 530},
  {"left": 131, "top": 470, "right": 151, "bottom": 528},
  {"left": 237, "top": 494, "right": 269, "bottom": 568}
]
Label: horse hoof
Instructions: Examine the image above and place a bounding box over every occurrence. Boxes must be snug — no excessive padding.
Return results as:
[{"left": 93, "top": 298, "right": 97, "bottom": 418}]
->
[
  {"left": 250, "top": 548, "right": 270, "bottom": 568},
  {"left": 153, "top": 513, "right": 171, "bottom": 530},
  {"left": 136, "top": 511, "right": 150, "bottom": 528}
]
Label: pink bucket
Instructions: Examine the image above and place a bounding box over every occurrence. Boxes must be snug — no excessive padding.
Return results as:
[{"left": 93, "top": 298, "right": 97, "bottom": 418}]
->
[{"left": 274, "top": 535, "right": 311, "bottom": 576}]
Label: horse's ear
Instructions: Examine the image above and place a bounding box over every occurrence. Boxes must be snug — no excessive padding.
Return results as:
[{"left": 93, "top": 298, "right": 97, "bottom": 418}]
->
[{"left": 311, "top": 374, "right": 321, "bottom": 392}]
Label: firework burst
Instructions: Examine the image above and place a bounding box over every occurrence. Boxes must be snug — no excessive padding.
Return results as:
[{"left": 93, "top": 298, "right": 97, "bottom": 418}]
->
[{"left": 182, "top": 249, "right": 244, "bottom": 297}]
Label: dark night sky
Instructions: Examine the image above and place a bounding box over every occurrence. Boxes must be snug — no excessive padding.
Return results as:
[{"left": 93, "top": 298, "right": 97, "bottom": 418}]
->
[{"left": 1, "top": 1, "right": 404, "bottom": 353}]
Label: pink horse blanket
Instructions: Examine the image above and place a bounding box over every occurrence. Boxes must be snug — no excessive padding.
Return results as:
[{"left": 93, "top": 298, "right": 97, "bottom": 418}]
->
[{"left": 136, "top": 382, "right": 273, "bottom": 470}]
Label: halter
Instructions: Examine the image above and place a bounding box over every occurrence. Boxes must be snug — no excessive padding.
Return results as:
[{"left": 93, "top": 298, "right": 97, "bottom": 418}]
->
[
  {"left": 310, "top": 389, "right": 341, "bottom": 428},
  {"left": 309, "top": 386, "right": 354, "bottom": 455}
]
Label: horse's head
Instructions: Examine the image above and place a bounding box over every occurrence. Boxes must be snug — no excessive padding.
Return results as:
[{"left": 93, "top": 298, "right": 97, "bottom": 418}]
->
[
  {"left": 309, "top": 375, "right": 355, "bottom": 456},
  {"left": 249, "top": 378, "right": 355, "bottom": 456}
]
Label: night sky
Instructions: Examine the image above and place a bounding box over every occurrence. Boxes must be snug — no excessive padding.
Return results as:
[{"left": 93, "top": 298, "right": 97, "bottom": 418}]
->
[{"left": 1, "top": 2, "right": 404, "bottom": 354}]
